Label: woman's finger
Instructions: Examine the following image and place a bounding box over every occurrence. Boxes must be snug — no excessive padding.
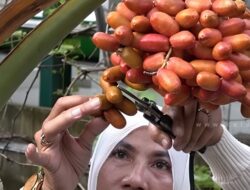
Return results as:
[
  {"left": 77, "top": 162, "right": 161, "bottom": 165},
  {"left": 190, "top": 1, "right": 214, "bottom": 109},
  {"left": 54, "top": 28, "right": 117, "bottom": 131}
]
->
[
  {"left": 42, "top": 97, "right": 101, "bottom": 142},
  {"left": 148, "top": 124, "right": 172, "bottom": 149},
  {"left": 77, "top": 117, "right": 109, "bottom": 150},
  {"left": 162, "top": 105, "right": 184, "bottom": 138},
  {"left": 25, "top": 144, "right": 50, "bottom": 168},
  {"left": 173, "top": 100, "right": 197, "bottom": 150},
  {"left": 45, "top": 95, "right": 89, "bottom": 122}
]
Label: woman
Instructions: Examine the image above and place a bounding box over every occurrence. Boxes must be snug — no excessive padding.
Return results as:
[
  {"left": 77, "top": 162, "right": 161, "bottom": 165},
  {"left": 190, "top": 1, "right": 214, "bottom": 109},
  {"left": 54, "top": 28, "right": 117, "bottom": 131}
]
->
[{"left": 23, "top": 95, "right": 250, "bottom": 190}]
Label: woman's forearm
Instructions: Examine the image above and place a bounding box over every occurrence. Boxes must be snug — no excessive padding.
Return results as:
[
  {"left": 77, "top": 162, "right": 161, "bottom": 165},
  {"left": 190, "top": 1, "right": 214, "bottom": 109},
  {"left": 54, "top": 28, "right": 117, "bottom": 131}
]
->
[{"left": 200, "top": 125, "right": 250, "bottom": 190}]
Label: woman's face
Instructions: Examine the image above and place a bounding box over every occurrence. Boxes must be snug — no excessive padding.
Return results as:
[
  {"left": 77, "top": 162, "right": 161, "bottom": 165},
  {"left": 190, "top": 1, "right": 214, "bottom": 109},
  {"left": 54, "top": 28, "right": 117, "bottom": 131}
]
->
[{"left": 97, "top": 127, "right": 173, "bottom": 190}]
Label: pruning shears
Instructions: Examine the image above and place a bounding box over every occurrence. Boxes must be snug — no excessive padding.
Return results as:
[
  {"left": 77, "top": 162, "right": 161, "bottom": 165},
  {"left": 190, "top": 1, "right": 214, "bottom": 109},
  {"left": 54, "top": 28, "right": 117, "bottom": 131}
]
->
[{"left": 118, "top": 85, "right": 175, "bottom": 139}]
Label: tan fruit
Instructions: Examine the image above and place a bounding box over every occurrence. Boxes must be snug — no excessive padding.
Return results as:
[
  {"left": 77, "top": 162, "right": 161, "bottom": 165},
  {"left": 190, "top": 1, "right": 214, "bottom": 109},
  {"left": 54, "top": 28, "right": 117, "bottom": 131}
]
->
[
  {"left": 114, "top": 97, "right": 137, "bottom": 116},
  {"left": 223, "top": 34, "right": 250, "bottom": 52},
  {"left": 97, "top": 94, "right": 113, "bottom": 110},
  {"left": 175, "top": 8, "right": 199, "bottom": 29},
  {"left": 124, "top": 77, "right": 149, "bottom": 91},
  {"left": 196, "top": 71, "right": 221, "bottom": 91},
  {"left": 102, "top": 65, "right": 124, "bottom": 83},
  {"left": 116, "top": 2, "right": 136, "bottom": 21},
  {"left": 212, "top": 0, "right": 237, "bottom": 16},
  {"left": 103, "top": 108, "right": 126, "bottom": 128},
  {"left": 120, "top": 47, "right": 143, "bottom": 68},
  {"left": 190, "top": 59, "right": 216, "bottom": 73},
  {"left": 99, "top": 76, "right": 117, "bottom": 93},
  {"left": 131, "top": 15, "right": 152, "bottom": 33},
  {"left": 200, "top": 10, "right": 219, "bottom": 28},
  {"left": 114, "top": 25, "right": 133, "bottom": 46},
  {"left": 106, "top": 11, "right": 130, "bottom": 29},
  {"left": 105, "top": 86, "right": 124, "bottom": 104},
  {"left": 198, "top": 28, "right": 222, "bottom": 47},
  {"left": 154, "top": 0, "right": 185, "bottom": 16},
  {"left": 185, "top": 0, "right": 212, "bottom": 13}
]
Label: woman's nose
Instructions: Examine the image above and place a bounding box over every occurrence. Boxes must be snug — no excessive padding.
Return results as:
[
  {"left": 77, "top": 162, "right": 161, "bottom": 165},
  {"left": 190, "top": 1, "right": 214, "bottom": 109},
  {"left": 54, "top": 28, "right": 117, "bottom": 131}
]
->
[{"left": 121, "top": 163, "right": 149, "bottom": 189}]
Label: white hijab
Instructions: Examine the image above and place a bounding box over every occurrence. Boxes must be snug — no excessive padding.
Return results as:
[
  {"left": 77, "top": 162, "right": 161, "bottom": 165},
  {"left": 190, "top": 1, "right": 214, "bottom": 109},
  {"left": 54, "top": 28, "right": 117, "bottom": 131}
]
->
[{"left": 88, "top": 111, "right": 190, "bottom": 190}]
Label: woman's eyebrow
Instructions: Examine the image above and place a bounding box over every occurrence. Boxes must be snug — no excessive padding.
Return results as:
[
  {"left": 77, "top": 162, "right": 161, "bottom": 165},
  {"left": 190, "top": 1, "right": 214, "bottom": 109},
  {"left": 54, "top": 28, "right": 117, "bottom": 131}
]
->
[
  {"left": 151, "top": 151, "right": 170, "bottom": 159},
  {"left": 115, "top": 140, "right": 136, "bottom": 152},
  {"left": 115, "top": 141, "right": 170, "bottom": 159}
]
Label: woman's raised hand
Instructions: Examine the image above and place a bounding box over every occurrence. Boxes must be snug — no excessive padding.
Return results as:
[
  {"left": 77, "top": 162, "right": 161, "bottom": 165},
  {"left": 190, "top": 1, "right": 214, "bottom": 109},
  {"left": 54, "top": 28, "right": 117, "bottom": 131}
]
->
[
  {"left": 25, "top": 95, "right": 108, "bottom": 190},
  {"left": 149, "top": 99, "right": 223, "bottom": 153}
]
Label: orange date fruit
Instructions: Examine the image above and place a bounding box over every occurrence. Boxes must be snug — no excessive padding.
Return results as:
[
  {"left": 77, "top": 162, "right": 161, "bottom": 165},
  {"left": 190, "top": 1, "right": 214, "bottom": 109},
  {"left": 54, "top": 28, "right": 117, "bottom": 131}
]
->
[
  {"left": 215, "top": 60, "right": 239, "bottom": 80},
  {"left": 185, "top": 0, "right": 212, "bottom": 13},
  {"left": 167, "top": 57, "right": 196, "bottom": 79},
  {"left": 92, "top": 32, "right": 119, "bottom": 52},
  {"left": 105, "top": 86, "right": 124, "bottom": 104},
  {"left": 114, "top": 25, "right": 133, "bottom": 46},
  {"left": 190, "top": 59, "right": 216, "bottom": 73},
  {"left": 103, "top": 108, "right": 126, "bottom": 129},
  {"left": 114, "top": 97, "right": 137, "bottom": 116},
  {"left": 106, "top": 11, "right": 130, "bottom": 29},
  {"left": 157, "top": 68, "right": 182, "bottom": 93},
  {"left": 169, "top": 30, "right": 196, "bottom": 49},
  {"left": 131, "top": 15, "right": 152, "bottom": 33},
  {"left": 123, "top": 0, "right": 154, "bottom": 15},
  {"left": 116, "top": 2, "right": 136, "bottom": 21},
  {"left": 198, "top": 28, "right": 222, "bottom": 47},
  {"left": 212, "top": 41, "right": 232, "bottom": 61},
  {"left": 223, "top": 34, "right": 250, "bottom": 52},
  {"left": 97, "top": 94, "right": 113, "bottom": 110},
  {"left": 154, "top": 0, "right": 185, "bottom": 16},
  {"left": 212, "top": 0, "right": 237, "bottom": 16},
  {"left": 143, "top": 52, "right": 165, "bottom": 72},
  {"left": 175, "top": 8, "right": 199, "bottom": 29},
  {"left": 200, "top": 10, "right": 219, "bottom": 28},
  {"left": 196, "top": 71, "right": 221, "bottom": 91},
  {"left": 124, "top": 77, "right": 149, "bottom": 91},
  {"left": 150, "top": 11, "right": 180, "bottom": 37},
  {"left": 102, "top": 65, "right": 124, "bottom": 83},
  {"left": 99, "top": 76, "right": 117, "bottom": 93}
]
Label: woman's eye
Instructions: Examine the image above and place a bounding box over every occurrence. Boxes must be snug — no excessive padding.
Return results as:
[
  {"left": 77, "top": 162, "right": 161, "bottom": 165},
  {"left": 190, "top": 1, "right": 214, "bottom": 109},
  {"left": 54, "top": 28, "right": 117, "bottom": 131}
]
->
[
  {"left": 152, "top": 160, "right": 171, "bottom": 171},
  {"left": 112, "top": 149, "right": 128, "bottom": 159}
]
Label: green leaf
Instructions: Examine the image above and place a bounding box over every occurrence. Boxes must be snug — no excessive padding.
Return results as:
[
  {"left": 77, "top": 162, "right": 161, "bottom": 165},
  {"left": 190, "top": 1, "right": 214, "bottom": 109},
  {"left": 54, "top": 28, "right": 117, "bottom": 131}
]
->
[{"left": 0, "top": 0, "right": 105, "bottom": 109}]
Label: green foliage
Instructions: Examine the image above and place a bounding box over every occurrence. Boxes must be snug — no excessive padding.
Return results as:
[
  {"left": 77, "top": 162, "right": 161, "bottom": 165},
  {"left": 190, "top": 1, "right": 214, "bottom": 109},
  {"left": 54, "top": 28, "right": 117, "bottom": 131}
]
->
[
  {"left": 43, "top": 0, "right": 66, "bottom": 17},
  {"left": 194, "top": 164, "right": 221, "bottom": 190}
]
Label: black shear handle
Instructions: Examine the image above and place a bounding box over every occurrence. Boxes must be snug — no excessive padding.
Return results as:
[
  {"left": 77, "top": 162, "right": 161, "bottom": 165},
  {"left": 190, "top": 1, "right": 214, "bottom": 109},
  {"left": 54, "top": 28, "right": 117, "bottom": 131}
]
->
[{"left": 143, "top": 113, "right": 176, "bottom": 139}]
